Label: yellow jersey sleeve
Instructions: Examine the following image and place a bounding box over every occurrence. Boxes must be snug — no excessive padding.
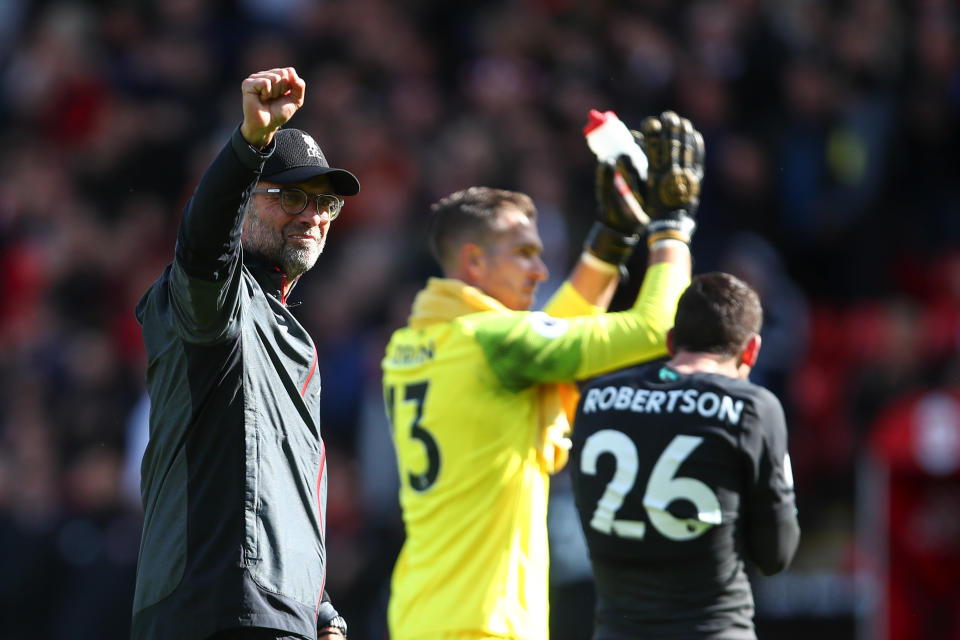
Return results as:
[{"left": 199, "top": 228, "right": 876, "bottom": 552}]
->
[
  {"left": 471, "top": 262, "right": 688, "bottom": 391},
  {"left": 542, "top": 280, "right": 603, "bottom": 317}
]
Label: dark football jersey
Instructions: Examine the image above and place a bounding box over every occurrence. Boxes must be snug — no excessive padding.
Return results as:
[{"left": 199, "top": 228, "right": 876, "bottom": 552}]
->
[{"left": 570, "top": 362, "right": 798, "bottom": 640}]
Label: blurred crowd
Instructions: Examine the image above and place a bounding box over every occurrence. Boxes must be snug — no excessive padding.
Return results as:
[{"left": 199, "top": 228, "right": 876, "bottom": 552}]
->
[{"left": 0, "top": 1, "right": 957, "bottom": 639}]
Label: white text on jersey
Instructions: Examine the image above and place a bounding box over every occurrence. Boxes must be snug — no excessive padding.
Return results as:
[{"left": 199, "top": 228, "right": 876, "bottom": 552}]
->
[
  {"left": 582, "top": 385, "right": 745, "bottom": 426},
  {"left": 389, "top": 342, "right": 435, "bottom": 366}
]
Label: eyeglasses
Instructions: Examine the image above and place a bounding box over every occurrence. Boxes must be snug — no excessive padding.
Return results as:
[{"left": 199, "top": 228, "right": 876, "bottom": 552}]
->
[{"left": 252, "top": 187, "right": 343, "bottom": 220}]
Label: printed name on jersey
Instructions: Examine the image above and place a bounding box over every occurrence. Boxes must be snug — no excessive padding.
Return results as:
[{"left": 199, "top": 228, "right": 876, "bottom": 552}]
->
[
  {"left": 582, "top": 385, "right": 745, "bottom": 426},
  {"left": 389, "top": 341, "right": 435, "bottom": 366},
  {"left": 528, "top": 311, "right": 570, "bottom": 339}
]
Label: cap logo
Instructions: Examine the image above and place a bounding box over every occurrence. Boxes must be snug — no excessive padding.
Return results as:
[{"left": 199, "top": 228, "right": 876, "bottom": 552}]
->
[{"left": 301, "top": 132, "right": 323, "bottom": 160}]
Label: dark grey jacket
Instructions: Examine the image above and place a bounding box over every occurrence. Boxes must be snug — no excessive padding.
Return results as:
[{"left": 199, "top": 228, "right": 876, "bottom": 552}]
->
[{"left": 132, "top": 128, "right": 339, "bottom": 640}]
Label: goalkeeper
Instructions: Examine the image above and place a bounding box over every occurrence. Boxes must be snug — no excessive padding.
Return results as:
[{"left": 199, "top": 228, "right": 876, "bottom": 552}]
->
[{"left": 382, "top": 112, "right": 704, "bottom": 640}]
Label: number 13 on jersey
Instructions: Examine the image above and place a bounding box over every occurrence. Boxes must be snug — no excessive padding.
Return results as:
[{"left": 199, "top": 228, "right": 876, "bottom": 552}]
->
[
  {"left": 580, "top": 429, "right": 722, "bottom": 541},
  {"left": 385, "top": 381, "right": 441, "bottom": 492}
]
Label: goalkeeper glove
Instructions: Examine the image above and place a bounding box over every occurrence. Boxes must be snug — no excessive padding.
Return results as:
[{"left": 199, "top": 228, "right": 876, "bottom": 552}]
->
[{"left": 635, "top": 110, "right": 704, "bottom": 248}]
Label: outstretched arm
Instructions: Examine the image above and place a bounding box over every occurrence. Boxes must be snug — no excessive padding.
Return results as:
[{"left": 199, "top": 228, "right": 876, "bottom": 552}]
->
[
  {"left": 178, "top": 67, "right": 307, "bottom": 277},
  {"left": 170, "top": 68, "right": 307, "bottom": 341},
  {"left": 550, "top": 109, "right": 701, "bottom": 313}
]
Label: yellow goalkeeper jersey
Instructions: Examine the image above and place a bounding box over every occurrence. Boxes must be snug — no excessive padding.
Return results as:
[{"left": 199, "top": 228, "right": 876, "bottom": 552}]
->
[{"left": 382, "top": 263, "right": 688, "bottom": 640}]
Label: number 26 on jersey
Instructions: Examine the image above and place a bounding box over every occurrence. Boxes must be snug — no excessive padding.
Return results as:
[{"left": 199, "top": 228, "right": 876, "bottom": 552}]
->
[{"left": 581, "top": 429, "right": 722, "bottom": 542}]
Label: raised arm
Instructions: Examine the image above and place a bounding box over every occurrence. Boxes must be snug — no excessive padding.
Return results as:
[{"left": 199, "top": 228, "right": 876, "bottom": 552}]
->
[
  {"left": 177, "top": 68, "right": 305, "bottom": 276},
  {"left": 170, "top": 68, "right": 305, "bottom": 341},
  {"left": 547, "top": 110, "right": 700, "bottom": 317},
  {"left": 480, "top": 111, "right": 706, "bottom": 387},
  {"left": 239, "top": 67, "right": 306, "bottom": 149}
]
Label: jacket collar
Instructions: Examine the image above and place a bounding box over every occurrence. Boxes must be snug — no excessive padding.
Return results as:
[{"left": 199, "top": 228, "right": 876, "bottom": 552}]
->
[{"left": 243, "top": 251, "right": 300, "bottom": 305}]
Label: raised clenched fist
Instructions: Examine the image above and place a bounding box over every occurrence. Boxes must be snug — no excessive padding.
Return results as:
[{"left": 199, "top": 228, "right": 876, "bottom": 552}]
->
[{"left": 240, "top": 67, "right": 306, "bottom": 149}]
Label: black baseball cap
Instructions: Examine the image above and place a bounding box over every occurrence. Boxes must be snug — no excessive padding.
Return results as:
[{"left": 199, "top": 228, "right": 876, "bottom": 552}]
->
[{"left": 261, "top": 128, "right": 360, "bottom": 196}]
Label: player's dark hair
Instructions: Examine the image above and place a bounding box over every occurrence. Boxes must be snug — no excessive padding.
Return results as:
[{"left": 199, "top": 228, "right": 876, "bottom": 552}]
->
[
  {"left": 672, "top": 272, "right": 762, "bottom": 358},
  {"left": 428, "top": 187, "right": 536, "bottom": 273}
]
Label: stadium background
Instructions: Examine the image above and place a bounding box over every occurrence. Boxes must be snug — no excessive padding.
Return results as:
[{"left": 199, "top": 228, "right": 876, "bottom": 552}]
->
[{"left": 0, "top": 1, "right": 957, "bottom": 638}]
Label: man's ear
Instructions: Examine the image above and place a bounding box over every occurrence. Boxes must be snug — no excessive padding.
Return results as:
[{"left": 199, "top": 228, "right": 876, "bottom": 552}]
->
[
  {"left": 666, "top": 328, "right": 676, "bottom": 356},
  {"left": 740, "top": 334, "right": 762, "bottom": 368},
  {"left": 459, "top": 242, "right": 487, "bottom": 283}
]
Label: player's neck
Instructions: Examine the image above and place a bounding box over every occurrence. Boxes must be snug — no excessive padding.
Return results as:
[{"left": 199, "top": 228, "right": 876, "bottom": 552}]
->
[{"left": 667, "top": 352, "right": 742, "bottom": 378}]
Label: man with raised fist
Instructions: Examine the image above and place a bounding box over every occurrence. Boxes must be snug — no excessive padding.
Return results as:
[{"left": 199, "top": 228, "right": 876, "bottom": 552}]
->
[{"left": 133, "top": 68, "right": 358, "bottom": 640}]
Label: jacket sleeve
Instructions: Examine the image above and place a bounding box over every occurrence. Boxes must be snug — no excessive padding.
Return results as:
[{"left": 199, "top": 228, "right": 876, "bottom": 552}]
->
[
  {"left": 470, "top": 262, "right": 689, "bottom": 391},
  {"left": 168, "top": 127, "right": 273, "bottom": 343},
  {"left": 316, "top": 590, "right": 347, "bottom": 636}
]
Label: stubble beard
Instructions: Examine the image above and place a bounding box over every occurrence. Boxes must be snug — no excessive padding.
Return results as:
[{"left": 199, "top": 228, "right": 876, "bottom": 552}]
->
[{"left": 242, "top": 203, "right": 325, "bottom": 278}]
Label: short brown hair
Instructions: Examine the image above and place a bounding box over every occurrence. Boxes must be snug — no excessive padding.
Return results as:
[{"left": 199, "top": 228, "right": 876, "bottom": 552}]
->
[
  {"left": 672, "top": 272, "right": 763, "bottom": 358},
  {"left": 428, "top": 187, "right": 536, "bottom": 272}
]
